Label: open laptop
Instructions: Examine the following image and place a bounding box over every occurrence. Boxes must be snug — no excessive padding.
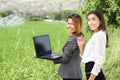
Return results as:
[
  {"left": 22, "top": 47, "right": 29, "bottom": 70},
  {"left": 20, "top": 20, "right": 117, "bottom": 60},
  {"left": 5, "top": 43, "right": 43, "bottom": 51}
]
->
[{"left": 33, "top": 34, "right": 62, "bottom": 60}]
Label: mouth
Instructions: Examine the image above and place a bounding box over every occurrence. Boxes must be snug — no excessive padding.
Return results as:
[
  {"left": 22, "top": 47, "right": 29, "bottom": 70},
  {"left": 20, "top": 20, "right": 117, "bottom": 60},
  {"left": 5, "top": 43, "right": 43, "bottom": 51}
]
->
[
  {"left": 90, "top": 25, "right": 95, "bottom": 29},
  {"left": 68, "top": 28, "right": 72, "bottom": 32},
  {"left": 67, "top": 27, "right": 73, "bottom": 33}
]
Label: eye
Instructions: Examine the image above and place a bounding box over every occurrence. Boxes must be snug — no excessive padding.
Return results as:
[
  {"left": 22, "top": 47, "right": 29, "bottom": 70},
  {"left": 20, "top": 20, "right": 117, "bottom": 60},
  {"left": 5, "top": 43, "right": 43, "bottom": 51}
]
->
[
  {"left": 92, "top": 18, "right": 95, "bottom": 21},
  {"left": 67, "top": 22, "right": 71, "bottom": 25},
  {"left": 68, "top": 22, "right": 73, "bottom": 25},
  {"left": 87, "top": 18, "right": 90, "bottom": 21},
  {"left": 71, "top": 23, "right": 73, "bottom": 25}
]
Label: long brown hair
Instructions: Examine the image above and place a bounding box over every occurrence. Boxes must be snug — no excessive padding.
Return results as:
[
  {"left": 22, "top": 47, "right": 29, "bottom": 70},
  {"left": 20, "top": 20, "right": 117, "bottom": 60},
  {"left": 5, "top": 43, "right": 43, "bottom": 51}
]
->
[
  {"left": 88, "top": 10, "right": 109, "bottom": 48},
  {"left": 67, "top": 13, "right": 82, "bottom": 36}
]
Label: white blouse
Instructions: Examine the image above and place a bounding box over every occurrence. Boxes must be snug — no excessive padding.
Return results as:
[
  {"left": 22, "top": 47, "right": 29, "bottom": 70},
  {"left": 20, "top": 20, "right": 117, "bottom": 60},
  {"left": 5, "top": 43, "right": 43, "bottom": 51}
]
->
[{"left": 82, "top": 30, "right": 106, "bottom": 76}]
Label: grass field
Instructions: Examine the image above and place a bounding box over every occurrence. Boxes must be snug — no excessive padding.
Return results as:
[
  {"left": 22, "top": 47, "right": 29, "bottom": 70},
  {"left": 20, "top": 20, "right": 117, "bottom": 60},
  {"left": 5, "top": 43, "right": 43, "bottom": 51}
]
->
[{"left": 0, "top": 21, "right": 120, "bottom": 80}]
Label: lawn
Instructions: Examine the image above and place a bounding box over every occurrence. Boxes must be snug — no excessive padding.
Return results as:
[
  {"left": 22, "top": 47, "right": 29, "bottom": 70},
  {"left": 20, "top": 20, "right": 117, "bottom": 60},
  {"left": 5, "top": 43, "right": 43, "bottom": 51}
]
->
[{"left": 0, "top": 21, "right": 120, "bottom": 80}]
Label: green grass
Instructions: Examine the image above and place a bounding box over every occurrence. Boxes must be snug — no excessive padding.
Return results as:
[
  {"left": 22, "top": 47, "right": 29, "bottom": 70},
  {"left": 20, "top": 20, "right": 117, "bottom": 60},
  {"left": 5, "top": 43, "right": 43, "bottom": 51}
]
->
[
  {"left": 0, "top": 21, "right": 67, "bottom": 80},
  {"left": 104, "top": 27, "right": 120, "bottom": 80},
  {"left": 0, "top": 21, "right": 120, "bottom": 80}
]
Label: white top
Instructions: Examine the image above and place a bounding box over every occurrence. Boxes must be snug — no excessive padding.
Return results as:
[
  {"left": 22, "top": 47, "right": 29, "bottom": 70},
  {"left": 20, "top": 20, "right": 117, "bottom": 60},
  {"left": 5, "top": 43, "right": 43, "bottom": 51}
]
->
[{"left": 82, "top": 30, "right": 106, "bottom": 76}]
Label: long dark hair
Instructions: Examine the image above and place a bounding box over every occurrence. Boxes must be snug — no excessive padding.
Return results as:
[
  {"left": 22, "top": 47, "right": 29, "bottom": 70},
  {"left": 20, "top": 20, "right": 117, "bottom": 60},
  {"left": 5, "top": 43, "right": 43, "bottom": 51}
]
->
[{"left": 88, "top": 10, "right": 109, "bottom": 48}]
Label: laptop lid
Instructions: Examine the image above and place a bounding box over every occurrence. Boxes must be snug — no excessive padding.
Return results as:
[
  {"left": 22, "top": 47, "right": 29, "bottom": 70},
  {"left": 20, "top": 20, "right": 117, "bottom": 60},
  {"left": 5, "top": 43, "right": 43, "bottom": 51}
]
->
[{"left": 33, "top": 34, "right": 52, "bottom": 57}]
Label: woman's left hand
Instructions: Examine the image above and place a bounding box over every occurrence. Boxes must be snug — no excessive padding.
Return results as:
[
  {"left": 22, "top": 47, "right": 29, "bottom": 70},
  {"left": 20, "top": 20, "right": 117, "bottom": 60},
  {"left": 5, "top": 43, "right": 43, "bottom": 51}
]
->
[{"left": 77, "top": 35, "right": 85, "bottom": 55}]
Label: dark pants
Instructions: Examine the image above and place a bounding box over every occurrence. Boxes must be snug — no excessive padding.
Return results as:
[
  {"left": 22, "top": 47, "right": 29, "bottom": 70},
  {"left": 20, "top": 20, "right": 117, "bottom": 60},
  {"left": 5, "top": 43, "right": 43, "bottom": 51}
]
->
[
  {"left": 63, "top": 78, "right": 81, "bottom": 80},
  {"left": 85, "top": 62, "right": 106, "bottom": 80}
]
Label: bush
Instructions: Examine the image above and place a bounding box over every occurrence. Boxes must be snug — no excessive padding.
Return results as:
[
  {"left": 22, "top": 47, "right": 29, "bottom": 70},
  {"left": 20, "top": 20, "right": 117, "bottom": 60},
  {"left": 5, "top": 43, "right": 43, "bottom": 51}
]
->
[
  {"left": 52, "top": 10, "right": 77, "bottom": 21},
  {"left": 79, "top": 0, "right": 120, "bottom": 28},
  {"left": 0, "top": 10, "right": 14, "bottom": 17},
  {"left": 24, "top": 13, "right": 46, "bottom": 21}
]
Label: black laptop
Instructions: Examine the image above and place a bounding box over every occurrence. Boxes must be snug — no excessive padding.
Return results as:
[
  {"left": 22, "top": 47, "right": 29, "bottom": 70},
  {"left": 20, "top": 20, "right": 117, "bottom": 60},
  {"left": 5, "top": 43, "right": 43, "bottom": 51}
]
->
[{"left": 33, "top": 34, "right": 62, "bottom": 60}]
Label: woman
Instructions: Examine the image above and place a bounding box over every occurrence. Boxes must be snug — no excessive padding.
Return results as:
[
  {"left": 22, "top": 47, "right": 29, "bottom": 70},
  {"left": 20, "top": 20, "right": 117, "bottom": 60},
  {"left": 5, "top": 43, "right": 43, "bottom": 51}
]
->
[
  {"left": 52, "top": 13, "right": 83, "bottom": 80},
  {"left": 77, "top": 10, "right": 109, "bottom": 80}
]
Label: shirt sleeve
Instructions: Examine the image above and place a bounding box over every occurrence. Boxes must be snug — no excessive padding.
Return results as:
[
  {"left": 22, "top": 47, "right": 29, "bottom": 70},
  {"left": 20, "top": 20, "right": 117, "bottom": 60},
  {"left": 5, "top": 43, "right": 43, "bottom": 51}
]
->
[
  {"left": 53, "top": 37, "right": 77, "bottom": 64},
  {"left": 91, "top": 35, "right": 106, "bottom": 76}
]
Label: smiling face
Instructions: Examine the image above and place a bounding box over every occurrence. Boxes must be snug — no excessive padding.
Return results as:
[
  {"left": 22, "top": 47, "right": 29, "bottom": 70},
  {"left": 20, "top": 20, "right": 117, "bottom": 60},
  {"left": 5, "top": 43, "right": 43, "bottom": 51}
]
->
[
  {"left": 67, "top": 18, "right": 76, "bottom": 34},
  {"left": 88, "top": 14, "right": 100, "bottom": 32}
]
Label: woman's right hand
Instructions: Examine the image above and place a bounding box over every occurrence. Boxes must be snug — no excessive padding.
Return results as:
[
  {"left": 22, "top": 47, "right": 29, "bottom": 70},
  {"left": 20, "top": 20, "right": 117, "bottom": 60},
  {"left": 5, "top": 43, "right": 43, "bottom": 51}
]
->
[{"left": 77, "top": 35, "right": 85, "bottom": 55}]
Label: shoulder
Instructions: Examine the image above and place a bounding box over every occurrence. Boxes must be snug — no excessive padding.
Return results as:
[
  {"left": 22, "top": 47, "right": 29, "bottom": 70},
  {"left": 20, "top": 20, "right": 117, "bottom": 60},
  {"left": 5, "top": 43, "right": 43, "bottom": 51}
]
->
[
  {"left": 93, "top": 30, "right": 106, "bottom": 43},
  {"left": 94, "top": 30, "right": 106, "bottom": 38},
  {"left": 68, "top": 32, "right": 84, "bottom": 41},
  {"left": 67, "top": 36, "right": 77, "bottom": 42}
]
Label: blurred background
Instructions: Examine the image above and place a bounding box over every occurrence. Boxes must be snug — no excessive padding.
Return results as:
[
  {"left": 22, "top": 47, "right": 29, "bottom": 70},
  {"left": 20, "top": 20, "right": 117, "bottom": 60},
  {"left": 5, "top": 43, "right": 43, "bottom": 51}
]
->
[{"left": 0, "top": 0, "right": 120, "bottom": 80}]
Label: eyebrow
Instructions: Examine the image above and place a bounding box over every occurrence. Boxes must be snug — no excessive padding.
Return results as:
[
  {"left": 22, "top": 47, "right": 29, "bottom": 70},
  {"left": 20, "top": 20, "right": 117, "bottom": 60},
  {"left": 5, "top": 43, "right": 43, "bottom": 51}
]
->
[
  {"left": 92, "top": 16, "right": 97, "bottom": 19},
  {"left": 88, "top": 17, "right": 96, "bottom": 20}
]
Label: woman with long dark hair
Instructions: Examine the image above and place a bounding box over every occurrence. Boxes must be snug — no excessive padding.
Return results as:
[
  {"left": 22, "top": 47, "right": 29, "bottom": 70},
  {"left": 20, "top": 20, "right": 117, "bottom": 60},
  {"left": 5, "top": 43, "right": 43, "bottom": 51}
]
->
[{"left": 77, "top": 10, "right": 109, "bottom": 80}]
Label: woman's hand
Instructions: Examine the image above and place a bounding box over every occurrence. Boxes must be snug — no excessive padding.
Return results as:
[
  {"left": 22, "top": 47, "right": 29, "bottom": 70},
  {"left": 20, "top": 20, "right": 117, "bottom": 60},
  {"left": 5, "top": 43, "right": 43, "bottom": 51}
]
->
[{"left": 77, "top": 35, "right": 85, "bottom": 55}]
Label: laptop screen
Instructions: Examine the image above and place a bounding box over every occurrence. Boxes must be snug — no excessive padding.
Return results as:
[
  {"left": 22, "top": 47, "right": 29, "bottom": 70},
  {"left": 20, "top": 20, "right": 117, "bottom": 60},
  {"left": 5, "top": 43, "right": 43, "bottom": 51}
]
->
[{"left": 33, "top": 34, "right": 51, "bottom": 56}]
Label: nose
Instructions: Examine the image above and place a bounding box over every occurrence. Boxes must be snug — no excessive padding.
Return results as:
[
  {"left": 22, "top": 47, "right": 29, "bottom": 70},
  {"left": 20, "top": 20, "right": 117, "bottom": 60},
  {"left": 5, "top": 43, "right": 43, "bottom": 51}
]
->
[{"left": 88, "top": 20, "right": 93, "bottom": 26}]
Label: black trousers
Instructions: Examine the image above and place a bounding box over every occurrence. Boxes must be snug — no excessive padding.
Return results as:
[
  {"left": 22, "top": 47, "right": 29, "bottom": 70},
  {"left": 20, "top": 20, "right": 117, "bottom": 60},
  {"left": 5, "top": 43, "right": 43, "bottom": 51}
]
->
[
  {"left": 85, "top": 62, "right": 106, "bottom": 80},
  {"left": 63, "top": 78, "right": 81, "bottom": 80}
]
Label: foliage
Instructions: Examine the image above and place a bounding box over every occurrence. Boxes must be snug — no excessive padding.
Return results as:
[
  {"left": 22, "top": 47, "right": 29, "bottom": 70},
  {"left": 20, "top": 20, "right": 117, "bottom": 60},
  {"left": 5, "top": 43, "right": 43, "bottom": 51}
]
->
[
  {"left": 0, "top": 10, "right": 14, "bottom": 17},
  {"left": 52, "top": 12, "right": 62, "bottom": 20},
  {"left": 24, "top": 13, "right": 46, "bottom": 21},
  {"left": 23, "top": 10, "right": 76, "bottom": 21},
  {"left": 78, "top": 0, "right": 120, "bottom": 28},
  {"left": 52, "top": 10, "right": 77, "bottom": 21},
  {"left": 0, "top": 10, "right": 77, "bottom": 21},
  {"left": 61, "top": 10, "right": 77, "bottom": 21}
]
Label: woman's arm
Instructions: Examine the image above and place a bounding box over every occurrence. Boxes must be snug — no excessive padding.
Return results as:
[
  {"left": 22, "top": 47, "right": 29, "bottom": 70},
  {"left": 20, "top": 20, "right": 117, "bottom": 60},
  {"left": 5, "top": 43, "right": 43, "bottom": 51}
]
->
[
  {"left": 88, "top": 73, "right": 96, "bottom": 80},
  {"left": 90, "top": 34, "right": 106, "bottom": 78},
  {"left": 53, "top": 37, "right": 78, "bottom": 64}
]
